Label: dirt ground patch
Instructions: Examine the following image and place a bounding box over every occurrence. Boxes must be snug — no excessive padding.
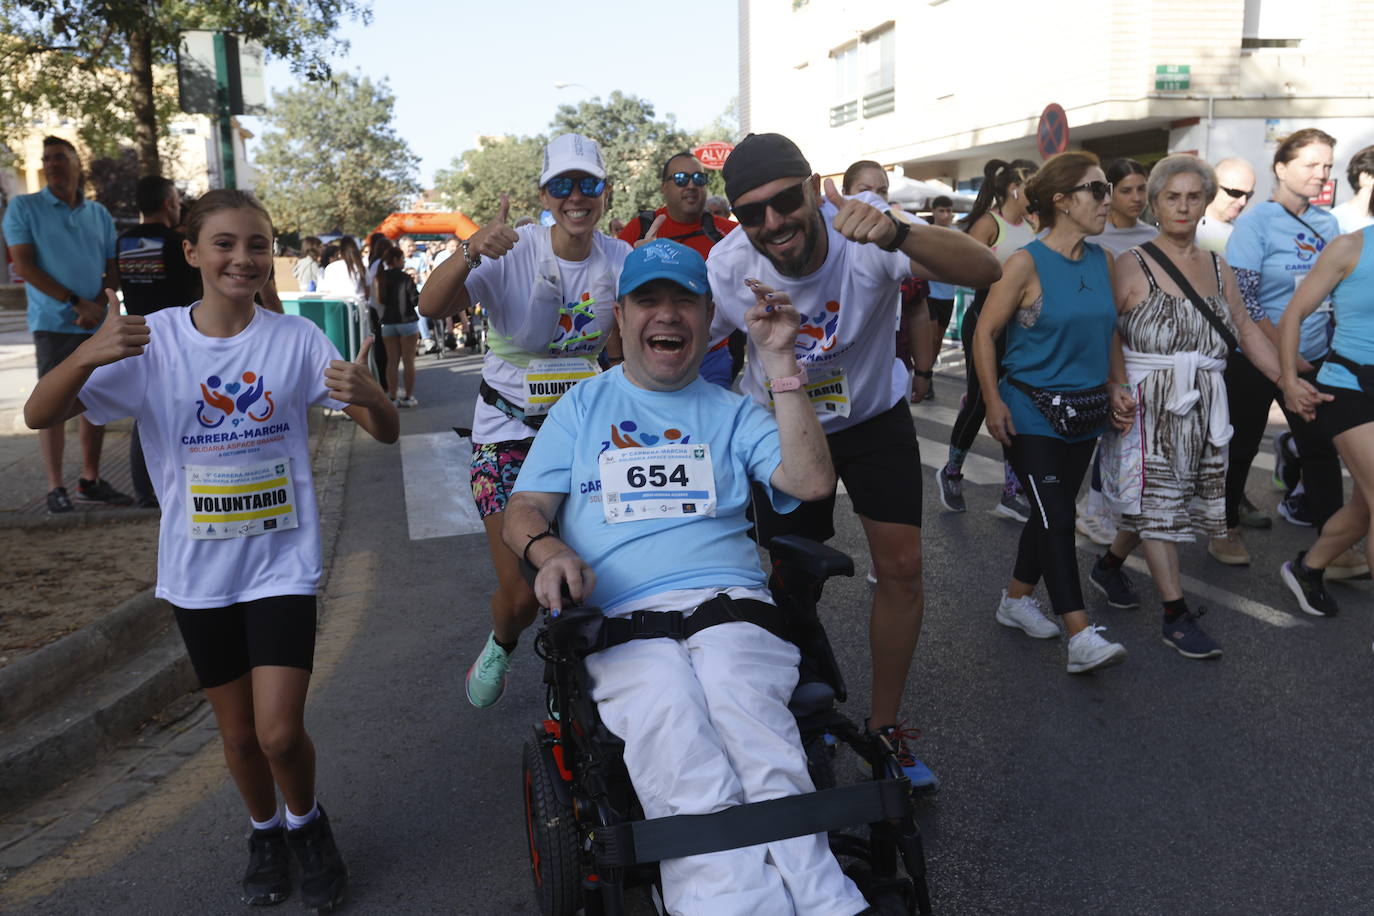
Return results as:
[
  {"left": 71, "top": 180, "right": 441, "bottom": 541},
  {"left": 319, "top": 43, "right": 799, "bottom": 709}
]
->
[{"left": 0, "top": 517, "right": 159, "bottom": 668}]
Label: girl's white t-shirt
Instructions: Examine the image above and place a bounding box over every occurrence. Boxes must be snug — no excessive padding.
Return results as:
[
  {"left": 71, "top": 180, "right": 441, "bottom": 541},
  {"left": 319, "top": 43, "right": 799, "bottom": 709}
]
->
[
  {"left": 319, "top": 259, "right": 366, "bottom": 300},
  {"left": 78, "top": 305, "right": 346, "bottom": 608}
]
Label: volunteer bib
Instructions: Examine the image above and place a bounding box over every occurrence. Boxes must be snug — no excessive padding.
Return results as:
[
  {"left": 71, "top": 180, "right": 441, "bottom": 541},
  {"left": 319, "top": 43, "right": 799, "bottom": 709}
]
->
[
  {"left": 768, "top": 367, "right": 851, "bottom": 418},
  {"left": 185, "top": 458, "right": 299, "bottom": 540},
  {"left": 599, "top": 444, "right": 717, "bottom": 524},
  {"left": 524, "top": 357, "right": 599, "bottom": 416}
]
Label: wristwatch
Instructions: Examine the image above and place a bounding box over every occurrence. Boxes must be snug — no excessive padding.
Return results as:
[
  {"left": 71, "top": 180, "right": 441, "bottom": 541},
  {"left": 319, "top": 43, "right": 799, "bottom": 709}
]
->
[
  {"left": 460, "top": 238, "right": 481, "bottom": 270},
  {"left": 880, "top": 211, "right": 911, "bottom": 252},
  {"left": 767, "top": 361, "right": 808, "bottom": 392},
  {"left": 66, "top": 291, "right": 81, "bottom": 307}
]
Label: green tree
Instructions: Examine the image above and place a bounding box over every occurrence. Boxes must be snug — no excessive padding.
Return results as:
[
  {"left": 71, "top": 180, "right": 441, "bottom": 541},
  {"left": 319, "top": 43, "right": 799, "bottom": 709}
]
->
[
  {"left": 0, "top": 0, "right": 369, "bottom": 174},
  {"left": 550, "top": 91, "right": 692, "bottom": 225},
  {"left": 254, "top": 73, "right": 419, "bottom": 237},
  {"left": 433, "top": 134, "right": 545, "bottom": 225}
]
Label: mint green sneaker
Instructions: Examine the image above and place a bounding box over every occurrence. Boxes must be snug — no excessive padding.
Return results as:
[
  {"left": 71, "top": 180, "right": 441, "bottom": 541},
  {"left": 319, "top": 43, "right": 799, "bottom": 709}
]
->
[{"left": 465, "top": 633, "right": 512, "bottom": 708}]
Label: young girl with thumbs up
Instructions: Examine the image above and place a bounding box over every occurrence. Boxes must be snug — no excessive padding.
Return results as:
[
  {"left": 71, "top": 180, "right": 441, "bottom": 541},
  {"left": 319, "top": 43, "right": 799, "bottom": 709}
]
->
[{"left": 25, "top": 189, "right": 397, "bottom": 912}]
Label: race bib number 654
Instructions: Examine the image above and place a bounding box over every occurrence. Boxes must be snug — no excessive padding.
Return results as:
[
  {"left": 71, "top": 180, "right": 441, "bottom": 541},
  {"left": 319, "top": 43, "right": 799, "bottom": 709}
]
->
[{"left": 599, "top": 444, "right": 717, "bottom": 524}]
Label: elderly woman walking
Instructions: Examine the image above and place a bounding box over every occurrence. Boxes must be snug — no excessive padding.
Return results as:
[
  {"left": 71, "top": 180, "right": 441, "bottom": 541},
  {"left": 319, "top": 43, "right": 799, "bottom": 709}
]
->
[{"left": 1097, "top": 155, "right": 1325, "bottom": 658}]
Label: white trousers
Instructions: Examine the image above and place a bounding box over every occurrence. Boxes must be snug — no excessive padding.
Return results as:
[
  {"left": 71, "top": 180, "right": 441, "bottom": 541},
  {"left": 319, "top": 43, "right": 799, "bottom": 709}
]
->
[{"left": 585, "top": 621, "right": 867, "bottom": 916}]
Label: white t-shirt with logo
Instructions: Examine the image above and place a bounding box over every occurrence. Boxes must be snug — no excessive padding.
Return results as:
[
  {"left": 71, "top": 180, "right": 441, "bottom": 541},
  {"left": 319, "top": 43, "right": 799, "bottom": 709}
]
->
[
  {"left": 464, "top": 225, "right": 630, "bottom": 443},
  {"left": 78, "top": 306, "right": 346, "bottom": 609},
  {"left": 706, "top": 191, "right": 910, "bottom": 431}
]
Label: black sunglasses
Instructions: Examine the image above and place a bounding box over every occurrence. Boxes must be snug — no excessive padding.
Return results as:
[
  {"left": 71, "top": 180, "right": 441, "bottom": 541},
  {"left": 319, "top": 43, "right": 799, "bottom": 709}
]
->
[
  {"left": 1221, "top": 186, "right": 1256, "bottom": 201},
  {"left": 732, "top": 182, "right": 809, "bottom": 227},
  {"left": 668, "top": 171, "right": 708, "bottom": 188},
  {"left": 545, "top": 176, "right": 606, "bottom": 199},
  {"left": 1066, "top": 180, "right": 1113, "bottom": 201}
]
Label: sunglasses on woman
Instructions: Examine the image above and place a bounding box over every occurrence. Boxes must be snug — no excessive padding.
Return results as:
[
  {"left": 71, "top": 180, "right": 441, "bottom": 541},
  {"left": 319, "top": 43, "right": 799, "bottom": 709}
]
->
[
  {"left": 669, "top": 171, "right": 708, "bottom": 188},
  {"left": 545, "top": 176, "right": 606, "bottom": 199},
  {"left": 732, "top": 182, "right": 809, "bottom": 227},
  {"left": 1221, "top": 186, "right": 1256, "bottom": 201},
  {"left": 1066, "top": 180, "right": 1113, "bottom": 201}
]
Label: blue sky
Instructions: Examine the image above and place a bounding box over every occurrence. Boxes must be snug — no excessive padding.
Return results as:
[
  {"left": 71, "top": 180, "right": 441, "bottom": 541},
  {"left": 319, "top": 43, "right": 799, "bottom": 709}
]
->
[{"left": 240, "top": 0, "right": 740, "bottom": 187}]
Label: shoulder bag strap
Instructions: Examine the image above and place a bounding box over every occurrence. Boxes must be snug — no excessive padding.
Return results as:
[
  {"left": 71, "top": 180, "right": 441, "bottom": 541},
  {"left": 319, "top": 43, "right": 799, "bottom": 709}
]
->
[
  {"left": 1284, "top": 208, "right": 1328, "bottom": 246},
  {"left": 1139, "top": 242, "right": 1239, "bottom": 352}
]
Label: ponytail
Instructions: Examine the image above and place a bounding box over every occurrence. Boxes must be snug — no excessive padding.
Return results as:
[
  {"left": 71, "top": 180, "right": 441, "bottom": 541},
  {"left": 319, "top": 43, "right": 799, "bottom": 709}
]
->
[{"left": 958, "top": 158, "right": 1039, "bottom": 233}]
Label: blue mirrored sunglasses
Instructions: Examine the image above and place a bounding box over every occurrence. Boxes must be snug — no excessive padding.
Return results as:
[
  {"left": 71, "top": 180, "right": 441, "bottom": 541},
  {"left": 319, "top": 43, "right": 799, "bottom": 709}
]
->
[
  {"left": 545, "top": 175, "right": 606, "bottom": 199},
  {"left": 669, "top": 171, "right": 708, "bottom": 187}
]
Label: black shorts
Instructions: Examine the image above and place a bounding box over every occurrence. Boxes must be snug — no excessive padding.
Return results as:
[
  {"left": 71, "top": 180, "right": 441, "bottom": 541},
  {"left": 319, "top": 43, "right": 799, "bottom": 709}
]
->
[
  {"left": 1317, "top": 382, "right": 1374, "bottom": 439},
  {"left": 173, "top": 595, "right": 317, "bottom": 689},
  {"left": 753, "top": 399, "right": 923, "bottom": 544},
  {"left": 927, "top": 297, "right": 955, "bottom": 327},
  {"left": 33, "top": 331, "right": 88, "bottom": 377}
]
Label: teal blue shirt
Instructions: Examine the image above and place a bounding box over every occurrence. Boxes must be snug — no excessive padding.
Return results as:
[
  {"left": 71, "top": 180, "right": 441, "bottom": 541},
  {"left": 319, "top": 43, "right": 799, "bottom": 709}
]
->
[
  {"left": 999, "top": 239, "right": 1116, "bottom": 441},
  {"left": 1320, "top": 226, "right": 1374, "bottom": 391},
  {"left": 2, "top": 187, "right": 116, "bottom": 334}
]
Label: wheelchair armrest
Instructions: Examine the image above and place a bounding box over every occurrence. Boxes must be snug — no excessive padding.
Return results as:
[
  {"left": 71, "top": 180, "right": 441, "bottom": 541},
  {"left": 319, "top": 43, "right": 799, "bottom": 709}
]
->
[
  {"left": 542, "top": 604, "right": 606, "bottom": 658},
  {"left": 767, "top": 535, "right": 855, "bottom": 580}
]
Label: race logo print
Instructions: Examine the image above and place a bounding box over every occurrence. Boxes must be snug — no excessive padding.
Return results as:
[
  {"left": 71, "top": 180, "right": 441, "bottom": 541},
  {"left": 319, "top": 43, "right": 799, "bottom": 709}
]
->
[
  {"left": 1294, "top": 232, "right": 1324, "bottom": 263},
  {"left": 196, "top": 371, "right": 275, "bottom": 428},
  {"left": 601, "top": 420, "right": 693, "bottom": 453},
  {"left": 796, "top": 300, "right": 841, "bottom": 354}
]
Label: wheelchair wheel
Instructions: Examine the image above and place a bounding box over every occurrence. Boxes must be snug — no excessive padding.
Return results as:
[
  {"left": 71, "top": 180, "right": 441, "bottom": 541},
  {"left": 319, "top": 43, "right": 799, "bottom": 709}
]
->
[{"left": 521, "top": 737, "right": 581, "bottom": 916}]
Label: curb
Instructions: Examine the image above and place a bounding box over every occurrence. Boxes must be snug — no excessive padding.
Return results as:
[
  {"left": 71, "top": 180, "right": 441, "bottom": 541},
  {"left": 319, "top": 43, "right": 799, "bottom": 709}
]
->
[{"left": 0, "top": 507, "right": 159, "bottom": 531}]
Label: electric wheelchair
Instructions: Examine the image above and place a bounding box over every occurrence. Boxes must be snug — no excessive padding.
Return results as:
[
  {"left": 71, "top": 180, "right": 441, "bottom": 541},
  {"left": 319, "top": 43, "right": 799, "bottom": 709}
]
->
[{"left": 520, "top": 535, "right": 933, "bottom": 915}]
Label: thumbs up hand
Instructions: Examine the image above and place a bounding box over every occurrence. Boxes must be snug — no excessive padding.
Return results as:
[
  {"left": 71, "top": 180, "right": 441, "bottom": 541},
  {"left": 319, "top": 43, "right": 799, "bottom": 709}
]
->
[
  {"left": 823, "top": 177, "right": 899, "bottom": 249},
  {"left": 324, "top": 335, "right": 390, "bottom": 409},
  {"left": 634, "top": 213, "right": 667, "bottom": 248},
  {"left": 79, "top": 289, "right": 149, "bottom": 367},
  {"left": 468, "top": 193, "right": 521, "bottom": 262}
]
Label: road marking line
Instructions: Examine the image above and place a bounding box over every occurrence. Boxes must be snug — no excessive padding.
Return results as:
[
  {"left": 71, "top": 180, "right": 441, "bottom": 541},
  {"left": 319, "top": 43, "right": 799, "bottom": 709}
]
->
[
  {"left": 400, "top": 431, "right": 484, "bottom": 540},
  {"left": 917, "top": 435, "right": 1001, "bottom": 485}
]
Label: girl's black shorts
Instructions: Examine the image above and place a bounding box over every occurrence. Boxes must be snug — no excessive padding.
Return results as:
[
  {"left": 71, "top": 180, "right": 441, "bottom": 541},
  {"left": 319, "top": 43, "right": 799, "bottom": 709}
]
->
[
  {"left": 172, "top": 595, "right": 317, "bottom": 689},
  {"left": 1317, "top": 383, "right": 1374, "bottom": 440}
]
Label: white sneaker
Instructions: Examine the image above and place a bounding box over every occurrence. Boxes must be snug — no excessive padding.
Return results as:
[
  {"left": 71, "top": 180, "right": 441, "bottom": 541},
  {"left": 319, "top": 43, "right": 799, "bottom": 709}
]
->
[
  {"left": 1065, "top": 625, "right": 1127, "bottom": 674},
  {"left": 1075, "top": 507, "right": 1117, "bottom": 546},
  {"left": 995, "top": 590, "right": 1060, "bottom": 638}
]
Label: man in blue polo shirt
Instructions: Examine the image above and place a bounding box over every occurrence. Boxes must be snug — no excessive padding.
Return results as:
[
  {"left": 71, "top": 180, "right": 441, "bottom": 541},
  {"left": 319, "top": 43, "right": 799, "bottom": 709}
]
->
[{"left": 2, "top": 136, "right": 129, "bottom": 512}]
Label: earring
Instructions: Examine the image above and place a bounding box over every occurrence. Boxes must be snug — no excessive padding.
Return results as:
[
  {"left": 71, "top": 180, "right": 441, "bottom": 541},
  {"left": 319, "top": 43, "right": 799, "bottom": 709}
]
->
[{"left": 1012, "top": 189, "right": 1020, "bottom": 199}]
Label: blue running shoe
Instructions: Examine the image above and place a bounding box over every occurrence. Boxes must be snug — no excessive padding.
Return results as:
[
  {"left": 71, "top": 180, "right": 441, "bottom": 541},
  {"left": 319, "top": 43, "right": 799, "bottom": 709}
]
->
[{"left": 871, "top": 722, "right": 939, "bottom": 791}]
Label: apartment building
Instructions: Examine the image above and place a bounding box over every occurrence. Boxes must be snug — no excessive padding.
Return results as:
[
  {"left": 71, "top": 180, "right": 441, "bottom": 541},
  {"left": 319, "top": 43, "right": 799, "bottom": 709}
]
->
[{"left": 739, "top": 0, "right": 1374, "bottom": 202}]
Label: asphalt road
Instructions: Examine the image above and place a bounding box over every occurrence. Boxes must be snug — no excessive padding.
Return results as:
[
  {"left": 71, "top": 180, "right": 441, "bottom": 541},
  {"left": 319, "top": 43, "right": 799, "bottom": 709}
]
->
[{"left": 5, "top": 351, "right": 1372, "bottom": 916}]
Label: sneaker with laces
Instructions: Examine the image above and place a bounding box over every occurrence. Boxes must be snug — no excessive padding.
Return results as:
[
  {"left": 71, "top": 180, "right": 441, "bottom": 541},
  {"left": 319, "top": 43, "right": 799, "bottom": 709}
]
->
[
  {"left": 1065, "top": 625, "right": 1127, "bottom": 673},
  {"left": 936, "top": 466, "right": 966, "bottom": 513},
  {"left": 1277, "top": 491, "right": 1313, "bottom": 527},
  {"left": 46, "top": 486, "right": 74, "bottom": 514},
  {"left": 1162, "top": 608, "right": 1223, "bottom": 659},
  {"left": 1207, "top": 529, "right": 1250, "bottom": 566},
  {"left": 466, "top": 632, "right": 513, "bottom": 708},
  {"left": 1237, "top": 496, "right": 1272, "bottom": 529},
  {"left": 1272, "top": 431, "right": 1300, "bottom": 492},
  {"left": 1090, "top": 559, "right": 1140, "bottom": 608},
  {"left": 869, "top": 722, "right": 939, "bottom": 791},
  {"left": 1324, "top": 545, "right": 1370, "bottom": 581},
  {"left": 1281, "top": 553, "right": 1339, "bottom": 616},
  {"left": 242, "top": 826, "right": 292, "bottom": 905},
  {"left": 396, "top": 394, "right": 419, "bottom": 408},
  {"left": 1074, "top": 500, "right": 1117, "bottom": 546},
  {"left": 76, "top": 477, "right": 133, "bottom": 505},
  {"left": 285, "top": 807, "right": 347, "bottom": 913},
  {"left": 993, "top": 489, "right": 1031, "bottom": 523},
  {"left": 995, "top": 590, "right": 1060, "bottom": 638}
]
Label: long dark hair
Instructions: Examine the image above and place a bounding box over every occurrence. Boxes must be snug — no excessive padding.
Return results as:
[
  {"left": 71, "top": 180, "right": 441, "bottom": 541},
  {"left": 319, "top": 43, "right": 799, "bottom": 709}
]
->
[
  {"left": 959, "top": 158, "right": 1037, "bottom": 232},
  {"left": 1103, "top": 158, "right": 1148, "bottom": 187}
]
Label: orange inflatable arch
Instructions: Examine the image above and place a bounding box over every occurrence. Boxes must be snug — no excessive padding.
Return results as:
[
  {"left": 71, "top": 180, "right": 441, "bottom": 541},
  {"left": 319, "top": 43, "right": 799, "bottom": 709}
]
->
[{"left": 368, "top": 212, "right": 480, "bottom": 241}]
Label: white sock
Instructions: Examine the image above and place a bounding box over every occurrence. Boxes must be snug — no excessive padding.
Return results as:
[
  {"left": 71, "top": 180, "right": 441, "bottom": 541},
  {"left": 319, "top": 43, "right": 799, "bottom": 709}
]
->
[
  {"left": 251, "top": 810, "right": 282, "bottom": 831},
  {"left": 284, "top": 800, "right": 320, "bottom": 830}
]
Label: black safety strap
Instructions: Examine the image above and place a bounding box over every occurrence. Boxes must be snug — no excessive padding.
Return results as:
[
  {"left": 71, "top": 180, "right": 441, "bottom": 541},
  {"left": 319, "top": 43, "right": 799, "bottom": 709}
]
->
[
  {"left": 592, "top": 778, "right": 911, "bottom": 867},
  {"left": 594, "top": 593, "right": 790, "bottom": 652},
  {"left": 478, "top": 379, "right": 545, "bottom": 430},
  {"left": 1139, "top": 242, "right": 1240, "bottom": 352}
]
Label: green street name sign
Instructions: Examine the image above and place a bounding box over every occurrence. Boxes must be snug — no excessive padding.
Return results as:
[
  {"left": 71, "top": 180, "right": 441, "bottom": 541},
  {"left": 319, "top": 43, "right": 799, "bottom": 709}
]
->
[{"left": 1155, "top": 64, "right": 1191, "bottom": 91}]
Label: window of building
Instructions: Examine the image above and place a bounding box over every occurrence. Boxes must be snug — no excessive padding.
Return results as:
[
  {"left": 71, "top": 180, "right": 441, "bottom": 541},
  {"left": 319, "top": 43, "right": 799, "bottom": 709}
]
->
[{"left": 830, "top": 24, "right": 895, "bottom": 128}]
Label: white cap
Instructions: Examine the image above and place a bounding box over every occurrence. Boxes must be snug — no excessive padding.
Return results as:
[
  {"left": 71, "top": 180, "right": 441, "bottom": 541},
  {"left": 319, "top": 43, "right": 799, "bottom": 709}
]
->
[{"left": 540, "top": 133, "right": 606, "bottom": 186}]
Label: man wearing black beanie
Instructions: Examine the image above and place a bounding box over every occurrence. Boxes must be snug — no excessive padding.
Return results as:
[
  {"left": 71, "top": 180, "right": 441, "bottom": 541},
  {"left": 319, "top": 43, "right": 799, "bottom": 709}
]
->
[{"left": 707, "top": 132, "right": 1000, "bottom": 790}]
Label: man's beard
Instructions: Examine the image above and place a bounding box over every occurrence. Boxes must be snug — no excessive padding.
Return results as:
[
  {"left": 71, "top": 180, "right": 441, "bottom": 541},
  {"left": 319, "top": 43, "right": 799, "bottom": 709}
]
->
[{"left": 753, "top": 209, "right": 821, "bottom": 278}]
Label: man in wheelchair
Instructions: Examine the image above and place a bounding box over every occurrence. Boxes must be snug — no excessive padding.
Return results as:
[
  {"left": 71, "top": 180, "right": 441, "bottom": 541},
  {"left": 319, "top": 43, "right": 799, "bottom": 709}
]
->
[{"left": 503, "top": 239, "right": 871, "bottom": 915}]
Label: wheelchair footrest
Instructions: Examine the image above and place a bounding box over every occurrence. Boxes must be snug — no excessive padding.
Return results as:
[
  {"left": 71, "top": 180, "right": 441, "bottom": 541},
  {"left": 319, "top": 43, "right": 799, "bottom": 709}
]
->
[{"left": 591, "top": 778, "right": 912, "bottom": 868}]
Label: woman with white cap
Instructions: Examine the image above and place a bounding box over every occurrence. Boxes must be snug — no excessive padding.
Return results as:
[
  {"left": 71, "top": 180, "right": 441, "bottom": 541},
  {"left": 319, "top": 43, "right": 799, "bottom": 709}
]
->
[{"left": 420, "top": 133, "right": 631, "bottom": 709}]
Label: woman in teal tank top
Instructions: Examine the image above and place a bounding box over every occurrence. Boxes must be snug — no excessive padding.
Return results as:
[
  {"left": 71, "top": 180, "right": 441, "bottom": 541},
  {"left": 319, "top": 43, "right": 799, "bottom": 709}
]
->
[
  {"left": 1276, "top": 224, "right": 1374, "bottom": 616},
  {"left": 972, "top": 152, "right": 1137, "bottom": 675}
]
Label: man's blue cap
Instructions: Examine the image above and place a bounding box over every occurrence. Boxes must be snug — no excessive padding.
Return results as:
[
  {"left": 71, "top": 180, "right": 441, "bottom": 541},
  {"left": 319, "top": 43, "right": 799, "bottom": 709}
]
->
[{"left": 616, "top": 239, "right": 711, "bottom": 299}]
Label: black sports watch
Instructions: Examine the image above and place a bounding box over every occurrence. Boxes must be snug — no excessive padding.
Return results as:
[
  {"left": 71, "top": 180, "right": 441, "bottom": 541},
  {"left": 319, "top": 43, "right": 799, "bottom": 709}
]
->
[
  {"left": 880, "top": 211, "right": 911, "bottom": 252},
  {"left": 66, "top": 291, "right": 81, "bottom": 307}
]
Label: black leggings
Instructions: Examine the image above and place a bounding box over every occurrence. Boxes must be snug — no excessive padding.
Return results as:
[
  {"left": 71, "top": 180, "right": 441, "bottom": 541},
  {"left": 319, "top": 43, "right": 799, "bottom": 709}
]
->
[
  {"left": 1223, "top": 352, "right": 1343, "bottom": 529},
  {"left": 949, "top": 291, "right": 1008, "bottom": 455},
  {"left": 1008, "top": 435, "right": 1097, "bottom": 615}
]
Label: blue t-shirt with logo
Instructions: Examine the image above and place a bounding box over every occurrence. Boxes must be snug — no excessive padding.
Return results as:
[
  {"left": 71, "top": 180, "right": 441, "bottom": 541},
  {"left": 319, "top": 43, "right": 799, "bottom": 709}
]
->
[
  {"left": 513, "top": 367, "right": 797, "bottom": 612},
  {"left": 1, "top": 187, "right": 117, "bottom": 334},
  {"left": 1226, "top": 200, "right": 1339, "bottom": 361}
]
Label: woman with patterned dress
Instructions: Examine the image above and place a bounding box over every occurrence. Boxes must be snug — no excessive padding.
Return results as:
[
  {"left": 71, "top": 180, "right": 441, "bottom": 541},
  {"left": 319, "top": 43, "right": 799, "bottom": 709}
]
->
[{"left": 1099, "top": 155, "right": 1324, "bottom": 659}]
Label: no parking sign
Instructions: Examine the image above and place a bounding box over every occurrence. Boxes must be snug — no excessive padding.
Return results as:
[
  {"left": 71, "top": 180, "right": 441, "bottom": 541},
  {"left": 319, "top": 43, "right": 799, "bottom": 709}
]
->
[{"left": 1037, "top": 104, "right": 1069, "bottom": 160}]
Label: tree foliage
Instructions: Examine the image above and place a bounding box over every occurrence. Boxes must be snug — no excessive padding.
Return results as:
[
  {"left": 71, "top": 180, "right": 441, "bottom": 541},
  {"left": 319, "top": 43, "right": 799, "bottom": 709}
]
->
[
  {"left": 0, "top": 0, "right": 369, "bottom": 171},
  {"left": 253, "top": 73, "right": 420, "bottom": 237},
  {"left": 434, "top": 135, "right": 546, "bottom": 225}
]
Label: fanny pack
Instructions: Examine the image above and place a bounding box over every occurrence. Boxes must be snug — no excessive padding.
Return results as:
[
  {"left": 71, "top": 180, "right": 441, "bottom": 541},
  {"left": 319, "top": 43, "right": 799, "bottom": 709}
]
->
[
  {"left": 1327, "top": 350, "right": 1374, "bottom": 396},
  {"left": 479, "top": 379, "right": 545, "bottom": 430},
  {"left": 1007, "top": 376, "right": 1111, "bottom": 439}
]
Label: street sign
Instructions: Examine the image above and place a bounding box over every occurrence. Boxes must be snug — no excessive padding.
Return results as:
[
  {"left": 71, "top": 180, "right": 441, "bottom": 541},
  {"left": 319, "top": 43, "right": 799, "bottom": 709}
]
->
[
  {"left": 693, "top": 142, "right": 735, "bottom": 170},
  {"left": 1155, "top": 64, "right": 1191, "bottom": 91},
  {"left": 177, "top": 31, "right": 267, "bottom": 116},
  {"left": 1037, "top": 104, "right": 1069, "bottom": 160}
]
